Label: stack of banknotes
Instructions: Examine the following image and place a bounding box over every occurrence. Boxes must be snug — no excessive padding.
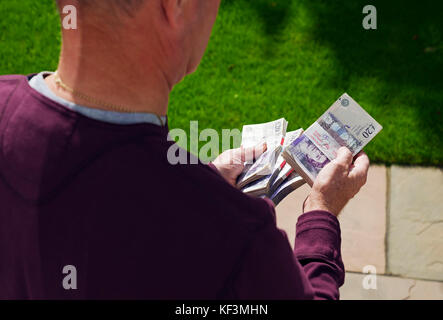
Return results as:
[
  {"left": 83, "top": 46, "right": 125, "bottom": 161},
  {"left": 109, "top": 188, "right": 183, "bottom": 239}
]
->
[
  {"left": 237, "top": 119, "right": 306, "bottom": 204},
  {"left": 236, "top": 118, "right": 288, "bottom": 189},
  {"left": 238, "top": 93, "right": 382, "bottom": 205},
  {"left": 282, "top": 93, "right": 382, "bottom": 186}
]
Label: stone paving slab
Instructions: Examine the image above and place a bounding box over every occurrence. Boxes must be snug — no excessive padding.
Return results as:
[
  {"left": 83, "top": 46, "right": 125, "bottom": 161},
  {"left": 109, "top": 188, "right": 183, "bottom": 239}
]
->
[
  {"left": 339, "top": 165, "right": 386, "bottom": 274},
  {"left": 340, "top": 272, "right": 443, "bottom": 300},
  {"left": 276, "top": 165, "right": 386, "bottom": 274},
  {"left": 388, "top": 166, "right": 443, "bottom": 281}
]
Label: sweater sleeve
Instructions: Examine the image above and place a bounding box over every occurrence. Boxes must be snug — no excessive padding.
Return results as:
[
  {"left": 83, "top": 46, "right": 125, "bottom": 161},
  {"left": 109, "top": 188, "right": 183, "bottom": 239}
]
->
[
  {"left": 227, "top": 207, "right": 344, "bottom": 300},
  {"left": 293, "top": 210, "right": 345, "bottom": 300}
]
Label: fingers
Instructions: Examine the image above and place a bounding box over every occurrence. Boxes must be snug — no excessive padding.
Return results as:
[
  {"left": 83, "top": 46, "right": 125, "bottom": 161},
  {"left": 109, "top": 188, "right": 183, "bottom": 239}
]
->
[
  {"left": 333, "top": 147, "right": 353, "bottom": 170},
  {"left": 241, "top": 142, "right": 267, "bottom": 163},
  {"left": 309, "top": 149, "right": 370, "bottom": 216},
  {"left": 353, "top": 151, "right": 370, "bottom": 170},
  {"left": 349, "top": 151, "right": 370, "bottom": 184},
  {"left": 240, "top": 146, "right": 248, "bottom": 163}
]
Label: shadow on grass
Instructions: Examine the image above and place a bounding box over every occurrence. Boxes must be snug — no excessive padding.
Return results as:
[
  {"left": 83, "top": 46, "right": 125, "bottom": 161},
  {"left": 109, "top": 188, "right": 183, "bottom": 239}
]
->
[
  {"left": 224, "top": 0, "right": 294, "bottom": 37},
  {"left": 223, "top": 0, "right": 295, "bottom": 56},
  {"left": 298, "top": 0, "right": 443, "bottom": 164},
  {"left": 220, "top": 0, "right": 442, "bottom": 164},
  {"left": 301, "top": 0, "right": 443, "bottom": 89}
]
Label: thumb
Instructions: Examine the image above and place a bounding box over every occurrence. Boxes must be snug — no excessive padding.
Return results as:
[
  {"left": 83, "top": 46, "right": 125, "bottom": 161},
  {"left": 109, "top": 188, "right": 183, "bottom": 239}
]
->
[{"left": 241, "top": 142, "right": 267, "bottom": 162}]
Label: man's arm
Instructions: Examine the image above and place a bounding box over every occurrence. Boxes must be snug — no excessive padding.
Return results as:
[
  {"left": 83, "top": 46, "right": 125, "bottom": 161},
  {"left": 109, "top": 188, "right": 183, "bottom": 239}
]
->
[
  {"left": 294, "top": 210, "right": 344, "bottom": 299},
  {"left": 293, "top": 147, "right": 370, "bottom": 299},
  {"left": 213, "top": 147, "right": 370, "bottom": 299},
  {"left": 223, "top": 204, "right": 343, "bottom": 300}
]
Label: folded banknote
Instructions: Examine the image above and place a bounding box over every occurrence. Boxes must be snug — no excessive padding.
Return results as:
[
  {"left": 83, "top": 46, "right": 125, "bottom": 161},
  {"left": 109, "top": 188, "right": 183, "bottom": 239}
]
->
[
  {"left": 267, "top": 129, "right": 304, "bottom": 190},
  {"left": 268, "top": 163, "right": 297, "bottom": 196},
  {"left": 237, "top": 149, "right": 278, "bottom": 188},
  {"left": 241, "top": 174, "right": 272, "bottom": 197},
  {"left": 269, "top": 172, "right": 305, "bottom": 206}
]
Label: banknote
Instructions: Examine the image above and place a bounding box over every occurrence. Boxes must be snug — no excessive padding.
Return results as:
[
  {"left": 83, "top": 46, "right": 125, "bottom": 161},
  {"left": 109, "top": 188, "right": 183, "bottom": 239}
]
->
[
  {"left": 237, "top": 118, "right": 288, "bottom": 188},
  {"left": 241, "top": 118, "right": 288, "bottom": 163},
  {"left": 307, "top": 93, "right": 382, "bottom": 158},
  {"left": 283, "top": 93, "right": 383, "bottom": 185},
  {"left": 268, "top": 156, "right": 287, "bottom": 190},
  {"left": 269, "top": 172, "right": 305, "bottom": 206},
  {"left": 242, "top": 169, "right": 305, "bottom": 206},
  {"left": 283, "top": 129, "right": 304, "bottom": 148},
  {"left": 268, "top": 164, "right": 296, "bottom": 196},
  {"left": 267, "top": 129, "right": 304, "bottom": 191},
  {"left": 237, "top": 148, "right": 278, "bottom": 188},
  {"left": 241, "top": 127, "right": 302, "bottom": 196},
  {"left": 241, "top": 174, "right": 272, "bottom": 197},
  {"left": 283, "top": 134, "right": 330, "bottom": 185}
]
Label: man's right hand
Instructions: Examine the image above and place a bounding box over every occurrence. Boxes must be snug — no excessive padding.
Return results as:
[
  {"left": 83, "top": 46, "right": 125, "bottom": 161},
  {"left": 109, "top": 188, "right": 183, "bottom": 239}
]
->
[{"left": 303, "top": 147, "right": 370, "bottom": 217}]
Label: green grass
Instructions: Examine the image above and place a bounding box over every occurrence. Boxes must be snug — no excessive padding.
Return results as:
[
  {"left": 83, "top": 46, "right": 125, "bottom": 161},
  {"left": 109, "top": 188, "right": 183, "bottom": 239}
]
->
[{"left": 1, "top": 0, "right": 442, "bottom": 165}]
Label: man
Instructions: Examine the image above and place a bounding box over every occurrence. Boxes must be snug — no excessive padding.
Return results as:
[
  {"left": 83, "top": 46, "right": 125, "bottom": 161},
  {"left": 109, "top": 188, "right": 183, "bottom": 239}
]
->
[{"left": 0, "top": 0, "right": 369, "bottom": 299}]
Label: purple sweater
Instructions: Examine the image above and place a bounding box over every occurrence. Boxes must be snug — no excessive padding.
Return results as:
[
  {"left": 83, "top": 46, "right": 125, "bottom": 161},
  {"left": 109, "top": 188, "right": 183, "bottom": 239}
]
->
[{"left": 0, "top": 75, "right": 344, "bottom": 299}]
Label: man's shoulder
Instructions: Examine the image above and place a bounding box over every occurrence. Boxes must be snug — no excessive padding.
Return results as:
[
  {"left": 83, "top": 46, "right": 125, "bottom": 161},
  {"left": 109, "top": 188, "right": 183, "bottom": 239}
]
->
[
  {"left": 0, "top": 74, "right": 28, "bottom": 90},
  {"left": 0, "top": 74, "right": 27, "bottom": 81},
  {"left": 0, "top": 74, "right": 30, "bottom": 113},
  {"left": 0, "top": 74, "right": 27, "bottom": 97}
]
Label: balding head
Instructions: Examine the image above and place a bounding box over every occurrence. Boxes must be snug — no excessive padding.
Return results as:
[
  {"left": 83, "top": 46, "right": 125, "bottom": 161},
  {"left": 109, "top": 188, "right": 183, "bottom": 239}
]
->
[
  {"left": 50, "top": 0, "right": 221, "bottom": 116},
  {"left": 56, "top": 0, "right": 221, "bottom": 84},
  {"left": 57, "top": 0, "right": 144, "bottom": 17}
]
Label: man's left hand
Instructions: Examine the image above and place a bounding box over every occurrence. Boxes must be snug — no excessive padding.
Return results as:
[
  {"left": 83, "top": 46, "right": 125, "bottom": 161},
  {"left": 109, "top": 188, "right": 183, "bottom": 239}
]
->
[{"left": 212, "top": 143, "right": 267, "bottom": 186}]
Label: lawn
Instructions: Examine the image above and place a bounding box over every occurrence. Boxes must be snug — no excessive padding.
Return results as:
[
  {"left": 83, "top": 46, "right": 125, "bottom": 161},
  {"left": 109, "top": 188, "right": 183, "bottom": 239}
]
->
[{"left": 1, "top": 0, "right": 442, "bottom": 165}]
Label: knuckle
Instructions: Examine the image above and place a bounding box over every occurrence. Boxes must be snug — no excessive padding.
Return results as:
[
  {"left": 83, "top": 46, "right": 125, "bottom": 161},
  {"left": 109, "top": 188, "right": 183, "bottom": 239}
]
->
[{"left": 334, "top": 162, "right": 347, "bottom": 172}]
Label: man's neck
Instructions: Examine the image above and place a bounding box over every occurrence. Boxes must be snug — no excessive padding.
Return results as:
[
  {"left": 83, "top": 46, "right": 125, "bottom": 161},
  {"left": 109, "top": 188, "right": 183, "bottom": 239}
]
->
[{"left": 45, "top": 40, "right": 172, "bottom": 116}]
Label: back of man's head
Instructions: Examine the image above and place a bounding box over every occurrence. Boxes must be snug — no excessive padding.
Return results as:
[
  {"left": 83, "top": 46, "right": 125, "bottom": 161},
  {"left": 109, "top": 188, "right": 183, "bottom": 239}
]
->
[
  {"left": 55, "top": 0, "right": 221, "bottom": 83},
  {"left": 56, "top": 0, "right": 144, "bottom": 17}
]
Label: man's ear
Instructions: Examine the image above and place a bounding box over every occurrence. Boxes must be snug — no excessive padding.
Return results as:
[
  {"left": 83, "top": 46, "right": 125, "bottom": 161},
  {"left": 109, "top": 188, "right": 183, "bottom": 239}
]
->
[{"left": 161, "top": 0, "right": 186, "bottom": 28}]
